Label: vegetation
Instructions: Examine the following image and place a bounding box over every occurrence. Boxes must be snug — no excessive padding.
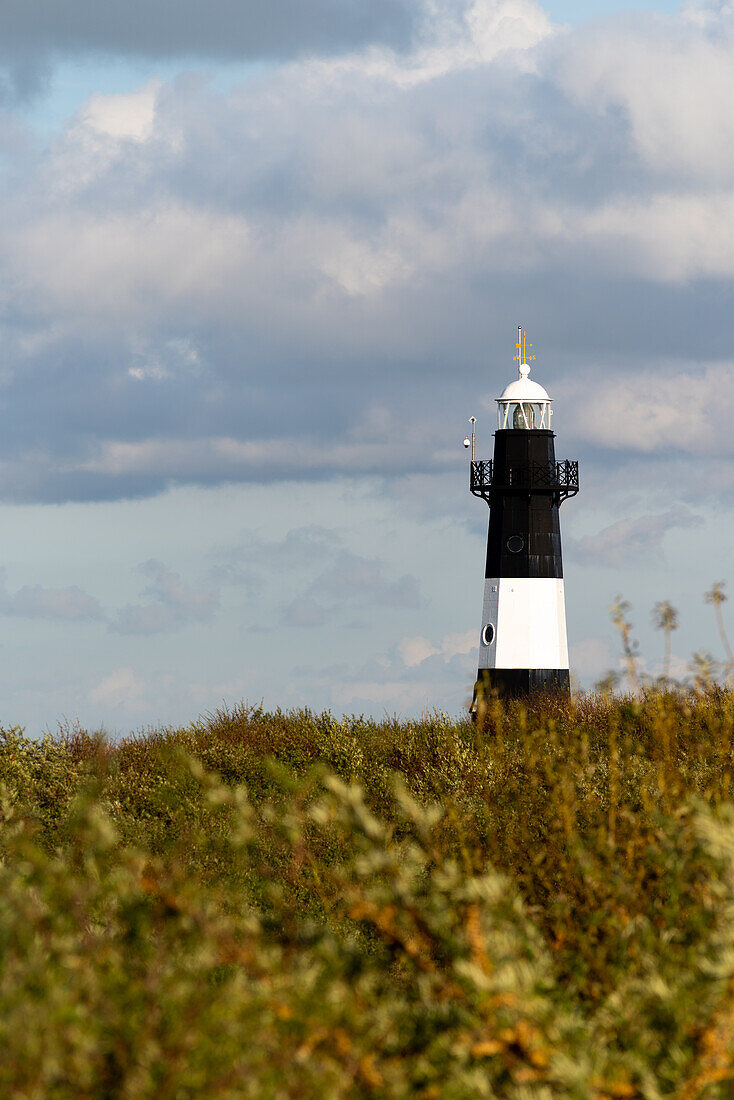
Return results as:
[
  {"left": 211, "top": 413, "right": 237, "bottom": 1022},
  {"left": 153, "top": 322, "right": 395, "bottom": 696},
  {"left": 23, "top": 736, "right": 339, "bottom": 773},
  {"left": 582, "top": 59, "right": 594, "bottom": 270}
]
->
[
  {"left": 2, "top": 685, "right": 734, "bottom": 1097},
  {"left": 3, "top": 587, "right": 734, "bottom": 1096}
]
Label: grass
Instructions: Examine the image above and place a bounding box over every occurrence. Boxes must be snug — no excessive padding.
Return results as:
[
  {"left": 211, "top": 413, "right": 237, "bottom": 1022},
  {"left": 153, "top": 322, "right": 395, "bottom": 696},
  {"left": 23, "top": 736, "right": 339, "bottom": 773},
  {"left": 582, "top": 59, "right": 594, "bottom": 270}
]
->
[{"left": 3, "top": 690, "right": 734, "bottom": 1095}]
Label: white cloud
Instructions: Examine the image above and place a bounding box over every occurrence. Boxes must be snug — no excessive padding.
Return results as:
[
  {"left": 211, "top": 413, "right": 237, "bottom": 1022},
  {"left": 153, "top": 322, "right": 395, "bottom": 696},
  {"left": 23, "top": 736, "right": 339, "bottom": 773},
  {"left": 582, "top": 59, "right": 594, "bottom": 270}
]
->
[
  {"left": 554, "top": 11, "right": 734, "bottom": 178},
  {"left": 319, "top": 0, "right": 553, "bottom": 88},
  {"left": 77, "top": 83, "right": 160, "bottom": 142},
  {"left": 682, "top": 1, "right": 734, "bottom": 27},
  {"left": 566, "top": 362, "right": 734, "bottom": 456},
  {"left": 570, "top": 507, "right": 703, "bottom": 567},
  {"left": 11, "top": 205, "right": 251, "bottom": 322},
  {"left": 578, "top": 194, "right": 734, "bottom": 282},
  {"left": 88, "top": 666, "right": 147, "bottom": 711},
  {"left": 398, "top": 635, "right": 439, "bottom": 666},
  {"left": 128, "top": 364, "right": 170, "bottom": 381},
  {"left": 398, "top": 628, "right": 475, "bottom": 666}
]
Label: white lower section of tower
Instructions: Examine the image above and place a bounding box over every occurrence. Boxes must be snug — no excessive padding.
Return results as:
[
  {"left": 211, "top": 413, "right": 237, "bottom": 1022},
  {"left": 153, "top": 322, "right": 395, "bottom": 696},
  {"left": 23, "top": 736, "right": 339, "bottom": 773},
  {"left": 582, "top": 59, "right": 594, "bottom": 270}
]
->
[{"left": 478, "top": 577, "right": 569, "bottom": 670}]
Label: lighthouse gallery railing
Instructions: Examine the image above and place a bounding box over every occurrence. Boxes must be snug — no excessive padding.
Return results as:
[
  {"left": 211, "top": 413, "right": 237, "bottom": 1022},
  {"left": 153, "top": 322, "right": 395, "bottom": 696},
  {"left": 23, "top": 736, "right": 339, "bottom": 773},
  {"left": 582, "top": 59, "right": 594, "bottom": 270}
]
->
[{"left": 470, "top": 459, "right": 579, "bottom": 505}]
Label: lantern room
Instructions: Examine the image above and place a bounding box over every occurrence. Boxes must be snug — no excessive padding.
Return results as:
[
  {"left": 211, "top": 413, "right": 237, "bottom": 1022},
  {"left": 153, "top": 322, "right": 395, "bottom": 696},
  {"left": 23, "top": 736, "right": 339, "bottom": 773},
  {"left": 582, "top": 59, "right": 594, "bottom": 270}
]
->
[{"left": 496, "top": 327, "right": 552, "bottom": 431}]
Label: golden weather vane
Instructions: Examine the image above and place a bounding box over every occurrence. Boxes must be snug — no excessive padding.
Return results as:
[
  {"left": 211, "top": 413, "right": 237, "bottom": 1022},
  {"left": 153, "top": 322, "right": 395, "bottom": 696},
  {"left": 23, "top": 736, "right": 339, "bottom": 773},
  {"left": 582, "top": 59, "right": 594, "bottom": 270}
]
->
[{"left": 513, "top": 325, "right": 535, "bottom": 367}]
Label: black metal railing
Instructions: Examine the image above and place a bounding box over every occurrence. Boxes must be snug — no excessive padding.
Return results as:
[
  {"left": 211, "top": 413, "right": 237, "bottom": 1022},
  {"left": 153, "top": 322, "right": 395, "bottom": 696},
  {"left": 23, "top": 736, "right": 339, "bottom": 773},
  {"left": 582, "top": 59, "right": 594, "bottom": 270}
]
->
[{"left": 470, "top": 459, "right": 579, "bottom": 504}]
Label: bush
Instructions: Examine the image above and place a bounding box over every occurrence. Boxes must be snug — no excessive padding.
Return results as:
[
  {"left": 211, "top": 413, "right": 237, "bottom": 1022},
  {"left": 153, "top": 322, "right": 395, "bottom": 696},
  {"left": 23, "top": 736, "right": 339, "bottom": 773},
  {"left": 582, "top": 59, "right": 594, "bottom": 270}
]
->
[{"left": 3, "top": 693, "right": 734, "bottom": 1096}]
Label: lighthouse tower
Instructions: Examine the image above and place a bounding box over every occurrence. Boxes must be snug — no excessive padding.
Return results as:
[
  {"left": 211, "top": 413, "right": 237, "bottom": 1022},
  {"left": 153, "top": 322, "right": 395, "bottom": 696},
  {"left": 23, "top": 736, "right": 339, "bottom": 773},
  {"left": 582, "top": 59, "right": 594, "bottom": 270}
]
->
[{"left": 468, "top": 328, "right": 579, "bottom": 702}]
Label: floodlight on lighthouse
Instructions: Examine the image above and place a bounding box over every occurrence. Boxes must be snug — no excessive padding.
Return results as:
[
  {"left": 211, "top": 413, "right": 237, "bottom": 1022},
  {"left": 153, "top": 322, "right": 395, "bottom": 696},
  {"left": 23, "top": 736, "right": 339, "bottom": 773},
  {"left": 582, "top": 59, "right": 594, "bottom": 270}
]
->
[{"left": 462, "top": 416, "right": 476, "bottom": 459}]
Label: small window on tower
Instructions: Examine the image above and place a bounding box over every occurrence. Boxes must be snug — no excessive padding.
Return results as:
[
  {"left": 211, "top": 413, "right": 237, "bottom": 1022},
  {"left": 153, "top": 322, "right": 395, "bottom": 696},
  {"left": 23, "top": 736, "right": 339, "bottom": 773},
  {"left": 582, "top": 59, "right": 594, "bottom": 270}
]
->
[
  {"left": 482, "top": 624, "right": 495, "bottom": 646},
  {"left": 507, "top": 535, "right": 525, "bottom": 554}
]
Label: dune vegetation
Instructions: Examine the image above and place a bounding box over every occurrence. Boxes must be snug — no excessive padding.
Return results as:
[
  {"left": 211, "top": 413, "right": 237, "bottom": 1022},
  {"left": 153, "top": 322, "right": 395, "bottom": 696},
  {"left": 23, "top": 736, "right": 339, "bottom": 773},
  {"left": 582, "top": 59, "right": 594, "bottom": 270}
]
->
[
  {"left": 3, "top": 678, "right": 734, "bottom": 1097},
  {"left": 2, "top": 583, "right": 734, "bottom": 1097}
]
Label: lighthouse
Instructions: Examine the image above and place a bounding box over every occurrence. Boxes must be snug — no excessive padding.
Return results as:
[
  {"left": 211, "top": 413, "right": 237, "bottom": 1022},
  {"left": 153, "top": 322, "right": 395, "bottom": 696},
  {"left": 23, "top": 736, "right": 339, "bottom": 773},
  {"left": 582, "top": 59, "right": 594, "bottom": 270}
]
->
[{"left": 468, "top": 328, "right": 579, "bottom": 703}]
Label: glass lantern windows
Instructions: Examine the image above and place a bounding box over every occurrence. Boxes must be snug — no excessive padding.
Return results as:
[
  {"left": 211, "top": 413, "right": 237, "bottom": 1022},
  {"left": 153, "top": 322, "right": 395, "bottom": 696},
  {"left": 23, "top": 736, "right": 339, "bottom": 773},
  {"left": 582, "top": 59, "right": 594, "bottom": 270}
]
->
[
  {"left": 497, "top": 401, "right": 551, "bottom": 430},
  {"left": 513, "top": 403, "right": 535, "bottom": 429}
]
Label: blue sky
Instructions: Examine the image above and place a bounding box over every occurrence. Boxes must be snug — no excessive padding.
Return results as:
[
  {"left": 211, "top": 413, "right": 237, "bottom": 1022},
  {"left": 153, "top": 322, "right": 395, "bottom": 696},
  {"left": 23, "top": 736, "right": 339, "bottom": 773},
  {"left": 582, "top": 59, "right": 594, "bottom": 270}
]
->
[{"left": 0, "top": 0, "right": 731, "bottom": 732}]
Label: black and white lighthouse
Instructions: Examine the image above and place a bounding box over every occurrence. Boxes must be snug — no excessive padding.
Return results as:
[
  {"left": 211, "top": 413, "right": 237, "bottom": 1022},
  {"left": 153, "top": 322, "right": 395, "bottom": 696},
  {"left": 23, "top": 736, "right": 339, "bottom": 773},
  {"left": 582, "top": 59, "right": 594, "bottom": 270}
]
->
[{"left": 468, "top": 328, "right": 579, "bottom": 702}]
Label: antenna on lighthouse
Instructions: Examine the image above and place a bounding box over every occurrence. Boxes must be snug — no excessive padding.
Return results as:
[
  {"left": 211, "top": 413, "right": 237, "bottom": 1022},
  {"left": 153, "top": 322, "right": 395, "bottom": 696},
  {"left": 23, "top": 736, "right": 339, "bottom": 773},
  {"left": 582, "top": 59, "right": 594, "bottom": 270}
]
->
[{"left": 514, "top": 325, "right": 535, "bottom": 374}]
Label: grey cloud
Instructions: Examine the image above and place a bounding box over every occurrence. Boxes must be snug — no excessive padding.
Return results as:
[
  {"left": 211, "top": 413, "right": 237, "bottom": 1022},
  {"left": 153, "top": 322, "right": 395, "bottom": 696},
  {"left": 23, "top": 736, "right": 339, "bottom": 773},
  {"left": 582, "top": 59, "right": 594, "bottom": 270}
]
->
[
  {"left": 0, "top": 0, "right": 418, "bottom": 63},
  {"left": 210, "top": 527, "right": 343, "bottom": 587},
  {"left": 1, "top": 3, "right": 734, "bottom": 503},
  {"left": 212, "top": 527, "right": 413, "bottom": 628},
  {"left": 309, "top": 550, "right": 421, "bottom": 609},
  {"left": 244, "top": 527, "right": 343, "bottom": 568},
  {"left": 209, "top": 561, "right": 257, "bottom": 588},
  {"left": 112, "top": 559, "right": 219, "bottom": 634},
  {"left": 0, "top": 60, "right": 50, "bottom": 105},
  {"left": 274, "top": 541, "right": 422, "bottom": 626},
  {"left": 569, "top": 508, "right": 704, "bottom": 568},
  {"left": 0, "top": 579, "right": 104, "bottom": 620},
  {"left": 283, "top": 598, "right": 329, "bottom": 628}
]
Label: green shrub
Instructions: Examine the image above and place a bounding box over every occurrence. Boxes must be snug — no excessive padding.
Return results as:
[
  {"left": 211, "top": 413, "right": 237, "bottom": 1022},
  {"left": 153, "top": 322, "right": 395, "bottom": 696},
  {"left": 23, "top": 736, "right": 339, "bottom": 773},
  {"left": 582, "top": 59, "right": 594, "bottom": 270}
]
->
[{"left": 3, "top": 693, "right": 734, "bottom": 1095}]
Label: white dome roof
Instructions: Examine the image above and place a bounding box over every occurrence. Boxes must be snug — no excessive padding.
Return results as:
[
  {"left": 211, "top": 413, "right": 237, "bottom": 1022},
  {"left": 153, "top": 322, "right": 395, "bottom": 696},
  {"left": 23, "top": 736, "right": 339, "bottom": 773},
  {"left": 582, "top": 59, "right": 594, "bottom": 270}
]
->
[{"left": 497, "top": 362, "right": 551, "bottom": 403}]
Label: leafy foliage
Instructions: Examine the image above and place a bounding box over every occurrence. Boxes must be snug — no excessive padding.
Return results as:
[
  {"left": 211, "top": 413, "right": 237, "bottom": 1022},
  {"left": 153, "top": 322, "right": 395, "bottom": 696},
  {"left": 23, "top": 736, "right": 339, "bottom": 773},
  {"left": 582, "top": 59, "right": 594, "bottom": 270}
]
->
[{"left": 4, "top": 694, "right": 734, "bottom": 1095}]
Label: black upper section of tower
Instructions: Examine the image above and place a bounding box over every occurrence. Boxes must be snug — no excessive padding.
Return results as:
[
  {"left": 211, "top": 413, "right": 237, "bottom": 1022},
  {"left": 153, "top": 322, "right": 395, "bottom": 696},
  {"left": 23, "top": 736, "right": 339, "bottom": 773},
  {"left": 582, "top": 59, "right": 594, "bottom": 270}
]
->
[{"left": 471, "top": 428, "right": 579, "bottom": 581}]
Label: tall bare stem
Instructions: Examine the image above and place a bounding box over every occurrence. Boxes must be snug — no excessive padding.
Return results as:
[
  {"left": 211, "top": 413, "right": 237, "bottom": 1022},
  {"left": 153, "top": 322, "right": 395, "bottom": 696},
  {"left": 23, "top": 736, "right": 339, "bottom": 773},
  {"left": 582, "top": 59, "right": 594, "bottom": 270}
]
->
[
  {"left": 652, "top": 601, "right": 679, "bottom": 686},
  {"left": 610, "top": 596, "right": 641, "bottom": 694},
  {"left": 705, "top": 582, "right": 734, "bottom": 684}
]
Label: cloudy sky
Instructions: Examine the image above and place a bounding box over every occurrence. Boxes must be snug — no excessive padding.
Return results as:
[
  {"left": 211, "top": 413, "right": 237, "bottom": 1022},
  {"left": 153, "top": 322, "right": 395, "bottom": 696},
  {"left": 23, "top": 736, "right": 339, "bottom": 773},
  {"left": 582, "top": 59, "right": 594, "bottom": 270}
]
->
[{"left": 0, "top": 0, "right": 730, "bottom": 731}]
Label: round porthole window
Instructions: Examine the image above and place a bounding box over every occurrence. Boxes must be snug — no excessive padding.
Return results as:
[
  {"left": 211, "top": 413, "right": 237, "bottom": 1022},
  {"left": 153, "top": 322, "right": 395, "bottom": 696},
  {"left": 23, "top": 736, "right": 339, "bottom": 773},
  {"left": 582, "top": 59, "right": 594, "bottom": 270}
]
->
[
  {"left": 482, "top": 624, "right": 495, "bottom": 646},
  {"left": 506, "top": 535, "right": 525, "bottom": 554}
]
